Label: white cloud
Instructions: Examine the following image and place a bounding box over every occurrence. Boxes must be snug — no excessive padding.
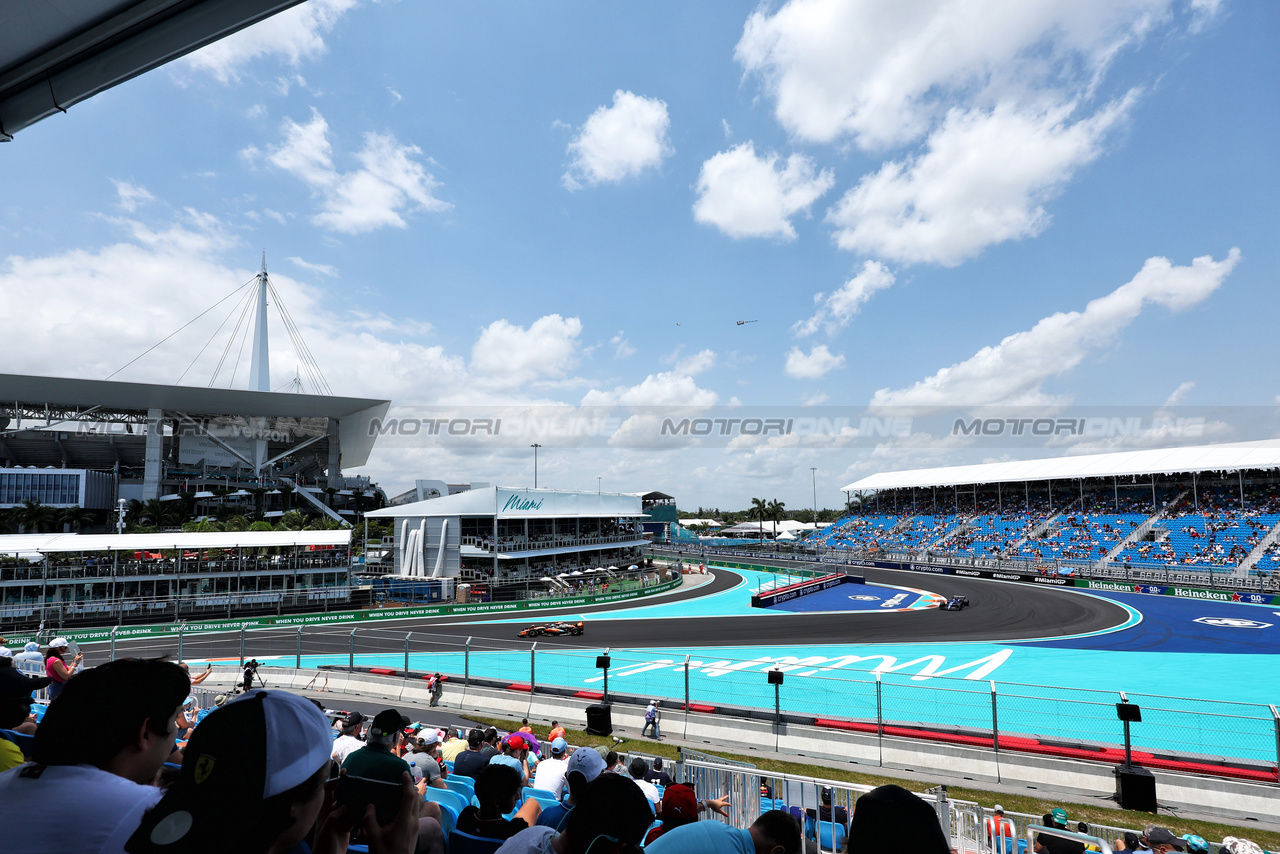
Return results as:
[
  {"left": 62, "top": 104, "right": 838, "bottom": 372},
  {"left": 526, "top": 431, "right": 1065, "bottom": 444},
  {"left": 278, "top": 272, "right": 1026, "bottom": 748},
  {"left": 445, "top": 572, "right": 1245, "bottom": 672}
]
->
[
  {"left": 182, "top": 0, "right": 359, "bottom": 83},
  {"left": 794, "top": 260, "right": 895, "bottom": 336},
  {"left": 721, "top": 119, "right": 733, "bottom": 139},
  {"left": 802, "top": 392, "right": 830, "bottom": 406},
  {"left": 826, "top": 97, "right": 1135, "bottom": 265},
  {"left": 388, "top": 88, "right": 403, "bottom": 105},
  {"left": 1188, "top": 0, "right": 1224, "bottom": 33},
  {"left": 674, "top": 349, "right": 717, "bottom": 376},
  {"left": 286, "top": 256, "right": 338, "bottom": 277},
  {"left": 610, "top": 332, "right": 636, "bottom": 359},
  {"left": 250, "top": 108, "right": 450, "bottom": 234},
  {"left": 736, "top": 0, "right": 1171, "bottom": 149},
  {"left": 469, "top": 315, "right": 584, "bottom": 391},
  {"left": 871, "top": 249, "right": 1241, "bottom": 407},
  {"left": 1163, "top": 380, "right": 1195, "bottom": 407},
  {"left": 785, "top": 344, "right": 846, "bottom": 379},
  {"left": 112, "top": 180, "right": 155, "bottom": 212},
  {"left": 693, "top": 142, "right": 835, "bottom": 240},
  {"left": 563, "top": 91, "right": 672, "bottom": 190}
]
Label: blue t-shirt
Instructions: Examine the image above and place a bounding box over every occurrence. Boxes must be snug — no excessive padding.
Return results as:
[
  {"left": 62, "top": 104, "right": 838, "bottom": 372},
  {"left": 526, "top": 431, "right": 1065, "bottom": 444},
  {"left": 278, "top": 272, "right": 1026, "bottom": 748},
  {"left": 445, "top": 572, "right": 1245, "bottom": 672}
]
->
[
  {"left": 646, "top": 822, "right": 754, "bottom": 854},
  {"left": 535, "top": 802, "right": 572, "bottom": 832},
  {"left": 489, "top": 754, "right": 523, "bottom": 775}
]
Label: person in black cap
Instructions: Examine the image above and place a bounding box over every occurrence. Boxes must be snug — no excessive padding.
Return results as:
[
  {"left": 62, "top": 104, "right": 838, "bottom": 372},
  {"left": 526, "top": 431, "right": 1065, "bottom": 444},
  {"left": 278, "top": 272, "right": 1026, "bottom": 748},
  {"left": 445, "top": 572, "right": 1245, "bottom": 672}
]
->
[
  {"left": 804, "top": 786, "right": 850, "bottom": 828},
  {"left": 846, "top": 785, "right": 949, "bottom": 854},
  {"left": 452, "top": 728, "right": 490, "bottom": 780},
  {"left": 125, "top": 689, "right": 433, "bottom": 854},
  {"left": 342, "top": 709, "right": 413, "bottom": 785},
  {"left": 331, "top": 711, "right": 366, "bottom": 765},
  {"left": 0, "top": 658, "right": 188, "bottom": 854}
]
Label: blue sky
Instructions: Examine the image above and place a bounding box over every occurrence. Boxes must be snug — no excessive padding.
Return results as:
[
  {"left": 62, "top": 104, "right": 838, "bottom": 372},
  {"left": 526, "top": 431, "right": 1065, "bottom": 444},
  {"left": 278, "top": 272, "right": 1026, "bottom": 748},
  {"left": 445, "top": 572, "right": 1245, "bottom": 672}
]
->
[{"left": 2, "top": 1, "right": 1277, "bottom": 509}]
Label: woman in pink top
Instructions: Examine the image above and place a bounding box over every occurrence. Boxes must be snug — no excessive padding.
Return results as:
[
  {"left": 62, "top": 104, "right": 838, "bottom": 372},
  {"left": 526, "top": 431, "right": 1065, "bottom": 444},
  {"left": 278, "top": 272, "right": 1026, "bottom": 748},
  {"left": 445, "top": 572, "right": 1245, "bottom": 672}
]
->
[{"left": 44, "top": 638, "right": 82, "bottom": 700}]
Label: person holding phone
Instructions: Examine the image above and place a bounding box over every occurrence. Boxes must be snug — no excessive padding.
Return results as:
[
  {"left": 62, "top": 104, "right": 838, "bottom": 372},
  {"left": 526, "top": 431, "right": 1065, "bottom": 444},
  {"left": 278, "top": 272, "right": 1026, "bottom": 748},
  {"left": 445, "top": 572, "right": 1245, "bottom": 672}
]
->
[{"left": 44, "top": 638, "right": 81, "bottom": 701}]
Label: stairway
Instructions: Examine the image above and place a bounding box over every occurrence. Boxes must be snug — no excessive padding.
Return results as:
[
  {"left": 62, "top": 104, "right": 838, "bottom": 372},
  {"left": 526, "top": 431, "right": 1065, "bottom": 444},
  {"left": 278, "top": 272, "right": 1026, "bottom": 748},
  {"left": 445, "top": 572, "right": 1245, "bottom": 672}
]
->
[
  {"left": 1096, "top": 489, "right": 1188, "bottom": 569},
  {"left": 1237, "top": 516, "right": 1280, "bottom": 574}
]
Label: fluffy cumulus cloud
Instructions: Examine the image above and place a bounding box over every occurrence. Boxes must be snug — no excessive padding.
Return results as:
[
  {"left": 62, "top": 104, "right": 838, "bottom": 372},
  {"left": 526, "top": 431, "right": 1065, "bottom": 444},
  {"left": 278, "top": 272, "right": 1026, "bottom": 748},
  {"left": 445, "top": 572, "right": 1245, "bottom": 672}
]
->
[
  {"left": 182, "top": 0, "right": 359, "bottom": 82},
  {"left": 784, "top": 344, "right": 846, "bottom": 379},
  {"left": 693, "top": 142, "right": 835, "bottom": 240},
  {"left": 736, "top": 0, "right": 1170, "bottom": 149},
  {"left": 826, "top": 97, "right": 1135, "bottom": 265},
  {"left": 871, "top": 249, "right": 1241, "bottom": 407},
  {"left": 563, "top": 91, "right": 672, "bottom": 190},
  {"left": 469, "top": 315, "right": 584, "bottom": 391},
  {"left": 246, "top": 109, "right": 449, "bottom": 234},
  {"left": 735, "top": 0, "right": 1200, "bottom": 267},
  {"left": 794, "top": 260, "right": 895, "bottom": 336}
]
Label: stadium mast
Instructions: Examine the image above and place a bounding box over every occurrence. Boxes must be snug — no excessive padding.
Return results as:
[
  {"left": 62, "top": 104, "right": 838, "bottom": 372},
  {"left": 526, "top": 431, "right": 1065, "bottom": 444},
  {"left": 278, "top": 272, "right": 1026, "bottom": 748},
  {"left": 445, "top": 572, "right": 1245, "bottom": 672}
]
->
[{"left": 248, "top": 251, "right": 271, "bottom": 393}]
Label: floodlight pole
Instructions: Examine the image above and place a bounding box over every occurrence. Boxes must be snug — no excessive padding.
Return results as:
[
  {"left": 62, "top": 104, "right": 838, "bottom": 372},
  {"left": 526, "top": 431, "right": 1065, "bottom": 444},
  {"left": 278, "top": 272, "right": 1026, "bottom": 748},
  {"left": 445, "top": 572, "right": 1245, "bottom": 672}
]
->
[
  {"left": 810, "top": 468, "right": 818, "bottom": 524},
  {"left": 531, "top": 444, "right": 541, "bottom": 488}
]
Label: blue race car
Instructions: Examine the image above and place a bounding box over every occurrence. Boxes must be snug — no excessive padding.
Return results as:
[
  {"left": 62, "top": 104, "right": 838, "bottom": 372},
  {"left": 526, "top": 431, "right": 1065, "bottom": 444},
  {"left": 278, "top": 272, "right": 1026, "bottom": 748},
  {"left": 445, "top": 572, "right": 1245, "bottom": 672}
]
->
[{"left": 940, "top": 595, "right": 969, "bottom": 611}]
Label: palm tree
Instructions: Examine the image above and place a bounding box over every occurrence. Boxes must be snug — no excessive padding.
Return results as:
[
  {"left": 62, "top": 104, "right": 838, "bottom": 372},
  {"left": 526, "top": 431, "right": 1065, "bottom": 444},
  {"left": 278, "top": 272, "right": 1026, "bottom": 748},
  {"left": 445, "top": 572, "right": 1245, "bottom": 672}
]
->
[
  {"left": 59, "top": 505, "right": 95, "bottom": 533},
  {"left": 223, "top": 515, "right": 250, "bottom": 532},
  {"left": 14, "top": 499, "right": 57, "bottom": 533},
  {"left": 767, "top": 499, "right": 786, "bottom": 540},
  {"left": 750, "top": 497, "right": 768, "bottom": 542},
  {"left": 139, "top": 498, "right": 179, "bottom": 528},
  {"left": 279, "top": 510, "right": 307, "bottom": 530}
]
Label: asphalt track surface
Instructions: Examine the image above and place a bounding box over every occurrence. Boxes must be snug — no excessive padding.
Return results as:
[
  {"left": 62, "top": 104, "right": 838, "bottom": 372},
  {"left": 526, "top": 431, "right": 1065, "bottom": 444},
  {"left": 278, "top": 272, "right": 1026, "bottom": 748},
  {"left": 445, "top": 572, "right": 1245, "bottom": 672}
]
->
[{"left": 100, "top": 565, "right": 1131, "bottom": 662}]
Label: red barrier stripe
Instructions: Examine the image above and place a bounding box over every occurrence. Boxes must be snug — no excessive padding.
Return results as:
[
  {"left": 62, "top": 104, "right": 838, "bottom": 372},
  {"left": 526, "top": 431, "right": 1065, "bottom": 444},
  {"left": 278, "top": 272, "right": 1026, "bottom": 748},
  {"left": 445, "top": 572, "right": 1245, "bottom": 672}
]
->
[
  {"left": 506, "top": 683, "right": 533, "bottom": 692},
  {"left": 682, "top": 703, "right": 717, "bottom": 713},
  {"left": 574, "top": 691, "right": 604, "bottom": 700},
  {"left": 368, "top": 667, "right": 395, "bottom": 675}
]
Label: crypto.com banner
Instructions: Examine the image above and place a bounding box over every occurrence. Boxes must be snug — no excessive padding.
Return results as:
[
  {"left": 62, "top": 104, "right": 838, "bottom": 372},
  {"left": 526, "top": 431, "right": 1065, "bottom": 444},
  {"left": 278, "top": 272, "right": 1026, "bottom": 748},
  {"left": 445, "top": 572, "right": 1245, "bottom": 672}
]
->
[{"left": 362, "top": 406, "right": 1280, "bottom": 450}]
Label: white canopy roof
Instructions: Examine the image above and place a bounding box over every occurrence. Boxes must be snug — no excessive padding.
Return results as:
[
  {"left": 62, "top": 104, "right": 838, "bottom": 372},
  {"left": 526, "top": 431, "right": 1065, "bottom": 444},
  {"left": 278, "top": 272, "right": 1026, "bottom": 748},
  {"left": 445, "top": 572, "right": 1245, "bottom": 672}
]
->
[
  {"left": 0, "top": 530, "right": 350, "bottom": 555},
  {"left": 367, "top": 486, "right": 645, "bottom": 519},
  {"left": 844, "top": 441, "right": 1280, "bottom": 492}
]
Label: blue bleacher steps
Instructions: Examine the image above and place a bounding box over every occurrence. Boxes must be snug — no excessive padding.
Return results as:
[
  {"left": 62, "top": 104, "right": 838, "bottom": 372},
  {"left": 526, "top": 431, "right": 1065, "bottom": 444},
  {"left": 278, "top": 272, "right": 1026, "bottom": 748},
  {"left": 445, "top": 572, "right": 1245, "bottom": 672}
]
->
[
  {"left": 1096, "top": 490, "right": 1188, "bottom": 570},
  {"left": 1236, "top": 515, "right": 1280, "bottom": 575}
]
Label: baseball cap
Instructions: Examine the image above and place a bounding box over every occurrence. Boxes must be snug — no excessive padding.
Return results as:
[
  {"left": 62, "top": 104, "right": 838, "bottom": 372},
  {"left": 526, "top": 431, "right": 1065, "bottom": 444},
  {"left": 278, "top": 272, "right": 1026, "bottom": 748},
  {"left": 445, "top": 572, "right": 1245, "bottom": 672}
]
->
[
  {"left": 505, "top": 733, "right": 529, "bottom": 751},
  {"left": 1145, "top": 827, "right": 1186, "bottom": 850},
  {"left": 369, "top": 708, "right": 410, "bottom": 737},
  {"left": 49, "top": 637, "right": 69, "bottom": 648},
  {"left": 1221, "top": 838, "right": 1265, "bottom": 854},
  {"left": 821, "top": 786, "right": 833, "bottom": 802},
  {"left": 1123, "top": 832, "right": 1142, "bottom": 851},
  {"left": 467, "top": 728, "right": 485, "bottom": 746},
  {"left": 341, "top": 710, "right": 365, "bottom": 729},
  {"left": 1180, "top": 835, "right": 1208, "bottom": 853},
  {"left": 993, "top": 805, "right": 1004, "bottom": 813},
  {"left": 419, "top": 730, "right": 439, "bottom": 746},
  {"left": 658, "top": 783, "right": 698, "bottom": 826},
  {"left": 550, "top": 737, "right": 567, "bottom": 755},
  {"left": 23, "top": 642, "right": 38, "bottom": 652},
  {"left": 127, "top": 690, "right": 333, "bottom": 854},
  {"left": 1050, "top": 808, "right": 1068, "bottom": 827},
  {"left": 564, "top": 744, "right": 606, "bottom": 791}
]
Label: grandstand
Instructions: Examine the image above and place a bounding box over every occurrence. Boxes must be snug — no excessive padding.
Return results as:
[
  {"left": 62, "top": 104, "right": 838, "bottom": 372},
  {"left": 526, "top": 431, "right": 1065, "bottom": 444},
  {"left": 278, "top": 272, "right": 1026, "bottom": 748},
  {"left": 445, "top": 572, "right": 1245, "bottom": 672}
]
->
[{"left": 829, "top": 442, "right": 1280, "bottom": 580}]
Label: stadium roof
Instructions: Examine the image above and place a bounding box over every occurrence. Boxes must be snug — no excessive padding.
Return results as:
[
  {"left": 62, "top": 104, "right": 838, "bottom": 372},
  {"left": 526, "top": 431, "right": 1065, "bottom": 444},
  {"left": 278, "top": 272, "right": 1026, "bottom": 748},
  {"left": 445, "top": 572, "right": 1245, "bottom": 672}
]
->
[
  {"left": 0, "top": 528, "right": 350, "bottom": 554},
  {"left": 0, "top": 372, "right": 390, "bottom": 467},
  {"left": 843, "top": 441, "right": 1280, "bottom": 492},
  {"left": 0, "top": 0, "right": 307, "bottom": 140}
]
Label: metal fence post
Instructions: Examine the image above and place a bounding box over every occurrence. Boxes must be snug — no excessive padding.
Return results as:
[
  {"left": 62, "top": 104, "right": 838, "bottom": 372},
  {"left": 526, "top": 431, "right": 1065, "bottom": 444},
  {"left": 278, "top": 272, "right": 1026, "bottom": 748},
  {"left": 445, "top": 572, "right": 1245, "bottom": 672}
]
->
[
  {"left": 530, "top": 642, "right": 538, "bottom": 694},
  {"left": 177, "top": 623, "right": 184, "bottom": 662},
  {"left": 683, "top": 654, "right": 691, "bottom": 715},
  {"left": 239, "top": 625, "right": 246, "bottom": 668},
  {"left": 349, "top": 628, "right": 356, "bottom": 672},
  {"left": 405, "top": 632, "right": 412, "bottom": 678},
  {"left": 875, "top": 673, "right": 883, "bottom": 736},
  {"left": 296, "top": 626, "right": 303, "bottom": 669},
  {"left": 109, "top": 626, "right": 118, "bottom": 661},
  {"left": 990, "top": 680, "right": 1000, "bottom": 751},
  {"left": 1271, "top": 705, "right": 1280, "bottom": 783},
  {"left": 465, "top": 637, "right": 471, "bottom": 687}
]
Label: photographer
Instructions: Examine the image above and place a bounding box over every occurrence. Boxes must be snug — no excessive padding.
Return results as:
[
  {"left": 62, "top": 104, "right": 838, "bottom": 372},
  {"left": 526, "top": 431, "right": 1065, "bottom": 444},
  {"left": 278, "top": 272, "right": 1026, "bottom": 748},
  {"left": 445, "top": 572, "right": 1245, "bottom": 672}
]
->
[{"left": 241, "top": 659, "right": 260, "bottom": 694}]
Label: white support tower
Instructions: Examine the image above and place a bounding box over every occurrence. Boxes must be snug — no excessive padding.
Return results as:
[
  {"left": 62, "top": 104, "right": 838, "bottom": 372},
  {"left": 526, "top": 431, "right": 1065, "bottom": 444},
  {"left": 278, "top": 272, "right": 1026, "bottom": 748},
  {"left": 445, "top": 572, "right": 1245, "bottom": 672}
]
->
[{"left": 249, "top": 252, "right": 271, "bottom": 393}]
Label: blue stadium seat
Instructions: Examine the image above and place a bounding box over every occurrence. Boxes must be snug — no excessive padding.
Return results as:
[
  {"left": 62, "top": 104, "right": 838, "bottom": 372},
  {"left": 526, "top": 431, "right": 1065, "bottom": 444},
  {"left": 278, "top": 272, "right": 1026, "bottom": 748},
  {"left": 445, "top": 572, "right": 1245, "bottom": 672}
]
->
[{"left": 448, "top": 830, "right": 505, "bottom": 854}]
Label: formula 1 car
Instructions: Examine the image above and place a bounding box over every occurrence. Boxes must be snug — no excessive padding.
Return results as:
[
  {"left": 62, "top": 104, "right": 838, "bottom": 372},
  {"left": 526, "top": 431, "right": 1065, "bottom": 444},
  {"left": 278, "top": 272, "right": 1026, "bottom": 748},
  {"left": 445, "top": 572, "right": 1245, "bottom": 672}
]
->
[
  {"left": 940, "top": 596, "right": 969, "bottom": 611},
  {"left": 519, "top": 621, "right": 585, "bottom": 638}
]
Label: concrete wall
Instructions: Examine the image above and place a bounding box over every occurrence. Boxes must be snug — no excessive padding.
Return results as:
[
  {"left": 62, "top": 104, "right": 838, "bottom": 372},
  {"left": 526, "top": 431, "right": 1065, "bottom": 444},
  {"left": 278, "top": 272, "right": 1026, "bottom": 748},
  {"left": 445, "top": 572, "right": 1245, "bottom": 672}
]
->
[{"left": 200, "top": 666, "right": 1280, "bottom": 824}]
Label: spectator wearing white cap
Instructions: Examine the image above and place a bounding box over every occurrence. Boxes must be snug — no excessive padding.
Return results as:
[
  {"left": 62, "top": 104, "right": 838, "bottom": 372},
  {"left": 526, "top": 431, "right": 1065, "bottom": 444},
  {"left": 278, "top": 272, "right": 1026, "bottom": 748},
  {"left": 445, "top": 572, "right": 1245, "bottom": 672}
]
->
[
  {"left": 531, "top": 737, "right": 569, "bottom": 798},
  {"left": 406, "top": 731, "right": 447, "bottom": 790},
  {"left": 536, "top": 747, "right": 606, "bottom": 832},
  {"left": 986, "top": 805, "right": 1015, "bottom": 854},
  {"left": 125, "top": 689, "right": 437, "bottom": 854},
  {"left": 0, "top": 658, "right": 189, "bottom": 854},
  {"left": 44, "top": 638, "right": 82, "bottom": 700}
]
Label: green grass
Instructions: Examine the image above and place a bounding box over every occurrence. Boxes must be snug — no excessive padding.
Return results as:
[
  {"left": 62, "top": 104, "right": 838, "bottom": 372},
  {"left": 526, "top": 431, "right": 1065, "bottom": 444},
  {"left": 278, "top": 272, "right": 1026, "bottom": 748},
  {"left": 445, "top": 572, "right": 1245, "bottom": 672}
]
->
[{"left": 467, "top": 715, "right": 1280, "bottom": 850}]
